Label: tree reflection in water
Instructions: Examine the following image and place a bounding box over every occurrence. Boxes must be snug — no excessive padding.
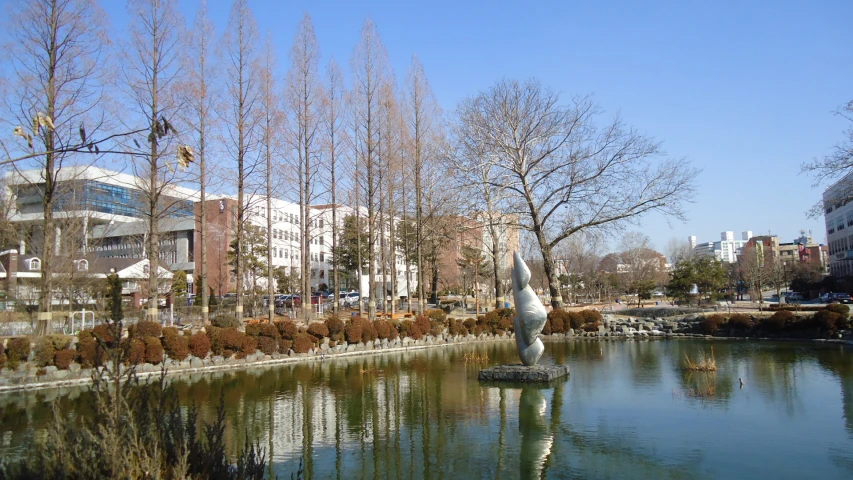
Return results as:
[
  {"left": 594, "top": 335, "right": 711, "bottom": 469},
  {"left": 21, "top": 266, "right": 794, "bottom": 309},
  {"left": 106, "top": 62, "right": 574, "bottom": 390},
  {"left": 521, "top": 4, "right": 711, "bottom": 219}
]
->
[{"left": 2, "top": 340, "right": 853, "bottom": 478}]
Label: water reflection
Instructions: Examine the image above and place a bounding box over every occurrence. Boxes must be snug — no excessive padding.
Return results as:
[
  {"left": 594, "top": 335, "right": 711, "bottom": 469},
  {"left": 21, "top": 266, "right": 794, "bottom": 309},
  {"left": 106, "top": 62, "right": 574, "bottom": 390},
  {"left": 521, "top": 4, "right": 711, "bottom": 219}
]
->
[
  {"left": 518, "top": 386, "right": 554, "bottom": 479},
  {"left": 1, "top": 341, "right": 853, "bottom": 479}
]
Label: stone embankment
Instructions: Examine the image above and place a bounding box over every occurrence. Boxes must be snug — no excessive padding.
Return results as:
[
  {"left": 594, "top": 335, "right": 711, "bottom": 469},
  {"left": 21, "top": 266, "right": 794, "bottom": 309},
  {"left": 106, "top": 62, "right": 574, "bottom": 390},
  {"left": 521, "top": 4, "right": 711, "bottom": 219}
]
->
[
  {"left": 563, "top": 312, "right": 853, "bottom": 345},
  {"left": 0, "top": 330, "right": 516, "bottom": 393}
]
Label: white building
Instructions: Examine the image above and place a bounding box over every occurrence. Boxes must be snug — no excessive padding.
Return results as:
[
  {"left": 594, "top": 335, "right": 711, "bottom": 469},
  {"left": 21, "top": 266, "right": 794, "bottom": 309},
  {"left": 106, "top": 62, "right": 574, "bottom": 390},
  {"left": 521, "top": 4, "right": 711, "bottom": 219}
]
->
[
  {"left": 691, "top": 230, "right": 754, "bottom": 263},
  {"left": 823, "top": 173, "right": 853, "bottom": 276}
]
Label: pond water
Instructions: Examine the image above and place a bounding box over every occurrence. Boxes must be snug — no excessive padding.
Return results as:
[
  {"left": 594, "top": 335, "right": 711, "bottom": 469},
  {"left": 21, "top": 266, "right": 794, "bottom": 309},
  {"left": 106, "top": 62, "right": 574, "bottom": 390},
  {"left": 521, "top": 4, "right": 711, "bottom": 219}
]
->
[{"left": 2, "top": 339, "right": 853, "bottom": 479}]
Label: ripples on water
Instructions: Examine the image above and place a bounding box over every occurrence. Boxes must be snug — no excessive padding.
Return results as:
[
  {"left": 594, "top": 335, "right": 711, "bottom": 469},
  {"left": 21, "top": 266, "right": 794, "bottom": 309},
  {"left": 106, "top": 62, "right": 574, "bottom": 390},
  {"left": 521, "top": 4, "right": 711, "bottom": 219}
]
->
[{"left": 1, "top": 340, "right": 853, "bottom": 479}]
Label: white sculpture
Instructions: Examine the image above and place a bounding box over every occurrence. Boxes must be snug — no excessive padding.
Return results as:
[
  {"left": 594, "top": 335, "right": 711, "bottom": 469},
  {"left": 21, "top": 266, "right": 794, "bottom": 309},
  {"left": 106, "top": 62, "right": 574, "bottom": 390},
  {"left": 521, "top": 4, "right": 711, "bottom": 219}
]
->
[{"left": 511, "top": 251, "right": 547, "bottom": 366}]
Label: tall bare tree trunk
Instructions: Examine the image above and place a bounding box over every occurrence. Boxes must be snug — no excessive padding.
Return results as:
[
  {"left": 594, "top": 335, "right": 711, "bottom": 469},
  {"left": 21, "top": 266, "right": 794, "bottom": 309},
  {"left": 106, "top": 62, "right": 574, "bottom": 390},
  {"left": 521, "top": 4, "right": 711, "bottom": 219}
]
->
[
  {"left": 222, "top": 0, "right": 261, "bottom": 324},
  {"left": 286, "top": 14, "right": 321, "bottom": 325},
  {"left": 351, "top": 20, "right": 389, "bottom": 321},
  {"left": 7, "top": 0, "right": 108, "bottom": 333},
  {"left": 184, "top": 0, "right": 215, "bottom": 324}
]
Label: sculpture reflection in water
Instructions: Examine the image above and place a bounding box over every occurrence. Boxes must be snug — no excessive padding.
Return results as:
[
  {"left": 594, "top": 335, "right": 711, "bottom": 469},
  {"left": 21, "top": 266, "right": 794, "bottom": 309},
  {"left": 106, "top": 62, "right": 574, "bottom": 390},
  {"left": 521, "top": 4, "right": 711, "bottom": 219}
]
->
[{"left": 518, "top": 386, "right": 555, "bottom": 479}]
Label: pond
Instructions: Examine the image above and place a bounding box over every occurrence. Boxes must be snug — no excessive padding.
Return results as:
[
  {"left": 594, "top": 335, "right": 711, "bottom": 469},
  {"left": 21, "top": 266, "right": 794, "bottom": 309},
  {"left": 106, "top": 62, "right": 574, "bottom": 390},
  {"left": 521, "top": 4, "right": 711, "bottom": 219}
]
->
[{"left": 1, "top": 339, "right": 853, "bottom": 479}]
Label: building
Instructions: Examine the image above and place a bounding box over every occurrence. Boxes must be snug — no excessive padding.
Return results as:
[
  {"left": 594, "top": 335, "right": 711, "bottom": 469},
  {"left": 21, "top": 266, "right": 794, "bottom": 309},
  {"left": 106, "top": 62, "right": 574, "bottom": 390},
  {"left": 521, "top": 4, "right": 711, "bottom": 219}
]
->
[
  {"left": 431, "top": 214, "right": 520, "bottom": 296},
  {"left": 823, "top": 173, "right": 853, "bottom": 276},
  {"left": 6, "top": 166, "right": 196, "bottom": 258},
  {"left": 777, "top": 230, "right": 828, "bottom": 273},
  {"left": 691, "top": 230, "right": 753, "bottom": 263}
]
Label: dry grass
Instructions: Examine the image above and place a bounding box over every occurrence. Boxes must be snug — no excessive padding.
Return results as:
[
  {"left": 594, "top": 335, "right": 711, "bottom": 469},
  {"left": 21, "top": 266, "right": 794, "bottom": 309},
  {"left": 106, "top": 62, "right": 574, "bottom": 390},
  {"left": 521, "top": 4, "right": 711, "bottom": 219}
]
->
[
  {"left": 683, "top": 347, "right": 717, "bottom": 372},
  {"left": 463, "top": 352, "right": 489, "bottom": 363},
  {"left": 685, "top": 383, "right": 717, "bottom": 398}
]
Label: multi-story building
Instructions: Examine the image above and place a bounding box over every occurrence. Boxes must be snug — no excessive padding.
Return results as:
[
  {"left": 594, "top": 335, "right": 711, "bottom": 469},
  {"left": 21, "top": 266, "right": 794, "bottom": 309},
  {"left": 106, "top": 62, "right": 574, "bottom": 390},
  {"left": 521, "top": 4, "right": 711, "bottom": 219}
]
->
[
  {"left": 691, "top": 231, "right": 753, "bottom": 263},
  {"left": 823, "top": 173, "right": 853, "bottom": 276},
  {"left": 6, "top": 166, "right": 196, "bottom": 258},
  {"left": 777, "top": 230, "right": 828, "bottom": 273}
]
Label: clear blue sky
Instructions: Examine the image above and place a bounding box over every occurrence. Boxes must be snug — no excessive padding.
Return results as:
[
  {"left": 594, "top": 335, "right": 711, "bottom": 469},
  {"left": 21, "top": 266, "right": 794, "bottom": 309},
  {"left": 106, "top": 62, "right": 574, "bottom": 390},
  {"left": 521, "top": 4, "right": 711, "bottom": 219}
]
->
[{"left": 100, "top": 0, "right": 853, "bottom": 252}]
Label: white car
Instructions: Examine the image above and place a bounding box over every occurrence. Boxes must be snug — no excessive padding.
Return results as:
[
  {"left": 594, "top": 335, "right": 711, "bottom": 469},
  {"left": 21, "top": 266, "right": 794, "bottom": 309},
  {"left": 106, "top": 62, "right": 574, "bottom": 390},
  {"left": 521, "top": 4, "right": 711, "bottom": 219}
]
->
[{"left": 340, "top": 292, "right": 360, "bottom": 307}]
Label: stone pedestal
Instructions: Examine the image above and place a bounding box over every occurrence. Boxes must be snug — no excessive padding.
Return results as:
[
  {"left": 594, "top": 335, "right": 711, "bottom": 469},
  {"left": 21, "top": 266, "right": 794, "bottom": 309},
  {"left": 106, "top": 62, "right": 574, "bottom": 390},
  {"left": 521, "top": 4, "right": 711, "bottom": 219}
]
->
[{"left": 478, "top": 364, "right": 569, "bottom": 383}]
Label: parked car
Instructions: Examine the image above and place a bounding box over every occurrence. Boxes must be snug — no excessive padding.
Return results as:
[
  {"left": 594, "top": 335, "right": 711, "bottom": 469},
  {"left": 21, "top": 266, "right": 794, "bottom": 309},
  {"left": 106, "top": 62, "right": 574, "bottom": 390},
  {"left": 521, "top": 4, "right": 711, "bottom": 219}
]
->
[
  {"left": 785, "top": 292, "right": 804, "bottom": 304},
  {"left": 824, "top": 292, "right": 853, "bottom": 304},
  {"left": 341, "top": 292, "right": 360, "bottom": 307}
]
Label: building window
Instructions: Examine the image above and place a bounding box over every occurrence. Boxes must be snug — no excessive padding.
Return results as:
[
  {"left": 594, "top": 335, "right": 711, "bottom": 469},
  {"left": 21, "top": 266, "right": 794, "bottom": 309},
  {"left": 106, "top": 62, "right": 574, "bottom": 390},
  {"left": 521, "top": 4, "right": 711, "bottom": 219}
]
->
[
  {"left": 29, "top": 258, "right": 40, "bottom": 271},
  {"left": 77, "top": 260, "right": 88, "bottom": 272}
]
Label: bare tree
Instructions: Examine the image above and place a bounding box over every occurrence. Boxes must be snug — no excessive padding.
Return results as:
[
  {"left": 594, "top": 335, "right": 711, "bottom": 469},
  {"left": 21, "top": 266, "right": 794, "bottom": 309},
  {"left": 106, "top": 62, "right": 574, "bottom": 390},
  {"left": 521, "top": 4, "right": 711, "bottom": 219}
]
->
[
  {"left": 450, "top": 119, "right": 514, "bottom": 309},
  {"left": 404, "top": 55, "right": 441, "bottom": 314},
  {"left": 350, "top": 19, "right": 389, "bottom": 320},
  {"left": 664, "top": 237, "right": 694, "bottom": 266},
  {"left": 259, "top": 34, "right": 282, "bottom": 323},
  {"left": 322, "top": 58, "right": 346, "bottom": 313},
  {"left": 220, "top": 0, "right": 260, "bottom": 323},
  {"left": 181, "top": 0, "right": 217, "bottom": 324},
  {"left": 455, "top": 78, "right": 698, "bottom": 309},
  {"left": 285, "top": 13, "right": 322, "bottom": 323},
  {"left": 616, "top": 232, "right": 666, "bottom": 307},
  {"left": 1, "top": 0, "right": 109, "bottom": 333},
  {"left": 123, "top": 0, "right": 187, "bottom": 322},
  {"left": 802, "top": 99, "right": 853, "bottom": 213}
]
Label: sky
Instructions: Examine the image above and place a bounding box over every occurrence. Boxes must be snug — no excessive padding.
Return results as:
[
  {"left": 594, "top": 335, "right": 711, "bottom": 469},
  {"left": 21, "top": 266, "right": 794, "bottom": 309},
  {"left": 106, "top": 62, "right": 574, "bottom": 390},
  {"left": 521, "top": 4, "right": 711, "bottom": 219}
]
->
[{"left": 84, "top": 0, "right": 853, "bottom": 252}]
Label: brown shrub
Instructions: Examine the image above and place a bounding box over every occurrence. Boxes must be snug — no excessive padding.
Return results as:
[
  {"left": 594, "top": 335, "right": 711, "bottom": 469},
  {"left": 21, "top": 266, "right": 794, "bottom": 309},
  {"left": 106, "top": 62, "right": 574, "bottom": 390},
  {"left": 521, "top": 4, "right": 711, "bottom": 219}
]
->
[
  {"left": 92, "top": 323, "right": 117, "bottom": 346},
  {"left": 278, "top": 338, "right": 293, "bottom": 353},
  {"left": 54, "top": 349, "right": 76, "bottom": 370},
  {"left": 541, "top": 319, "right": 552, "bottom": 336},
  {"left": 826, "top": 303, "right": 850, "bottom": 320},
  {"left": 0, "top": 343, "right": 5, "bottom": 369},
  {"left": 699, "top": 315, "right": 724, "bottom": 335},
  {"left": 143, "top": 336, "right": 164, "bottom": 364},
  {"left": 211, "top": 314, "right": 241, "bottom": 328},
  {"left": 567, "top": 311, "right": 584, "bottom": 330},
  {"left": 125, "top": 338, "right": 145, "bottom": 365},
  {"left": 325, "top": 315, "right": 345, "bottom": 336},
  {"left": 761, "top": 311, "right": 792, "bottom": 333},
  {"left": 257, "top": 336, "right": 278, "bottom": 355},
  {"left": 6, "top": 337, "right": 31, "bottom": 369},
  {"left": 582, "top": 321, "right": 600, "bottom": 332},
  {"left": 813, "top": 310, "right": 843, "bottom": 336},
  {"left": 426, "top": 309, "right": 447, "bottom": 323},
  {"left": 246, "top": 323, "right": 280, "bottom": 339},
  {"left": 275, "top": 319, "right": 298, "bottom": 340},
  {"left": 344, "top": 320, "right": 362, "bottom": 344},
  {"left": 498, "top": 315, "right": 513, "bottom": 332},
  {"left": 548, "top": 310, "right": 570, "bottom": 334},
  {"left": 292, "top": 334, "right": 313, "bottom": 354},
  {"left": 580, "top": 309, "right": 602, "bottom": 324},
  {"left": 463, "top": 318, "right": 476, "bottom": 330},
  {"left": 188, "top": 332, "right": 211, "bottom": 359},
  {"left": 33, "top": 337, "right": 56, "bottom": 367},
  {"left": 162, "top": 331, "right": 190, "bottom": 361},
  {"left": 388, "top": 323, "right": 399, "bottom": 340},
  {"left": 130, "top": 321, "right": 162, "bottom": 339},
  {"left": 448, "top": 319, "right": 467, "bottom": 336},
  {"left": 400, "top": 320, "right": 423, "bottom": 340},
  {"left": 217, "top": 328, "right": 245, "bottom": 356},
  {"left": 361, "top": 319, "right": 378, "bottom": 343},
  {"left": 726, "top": 314, "right": 752, "bottom": 331},
  {"left": 236, "top": 335, "right": 258, "bottom": 359},
  {"left": 375, "top": 320, "right": 392, "bottom": 340},
  {"left": 414, "top": 315, "right": 431, "bottom": 334},
  {"left": 76, "top": 330, "right": 100, "bottom": 367},
  {"left": 46, "top": 334, "right": 72, "bottom": 350},
  {"left": 307, "top": 322, "right": 330, "bottom": 339}
]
